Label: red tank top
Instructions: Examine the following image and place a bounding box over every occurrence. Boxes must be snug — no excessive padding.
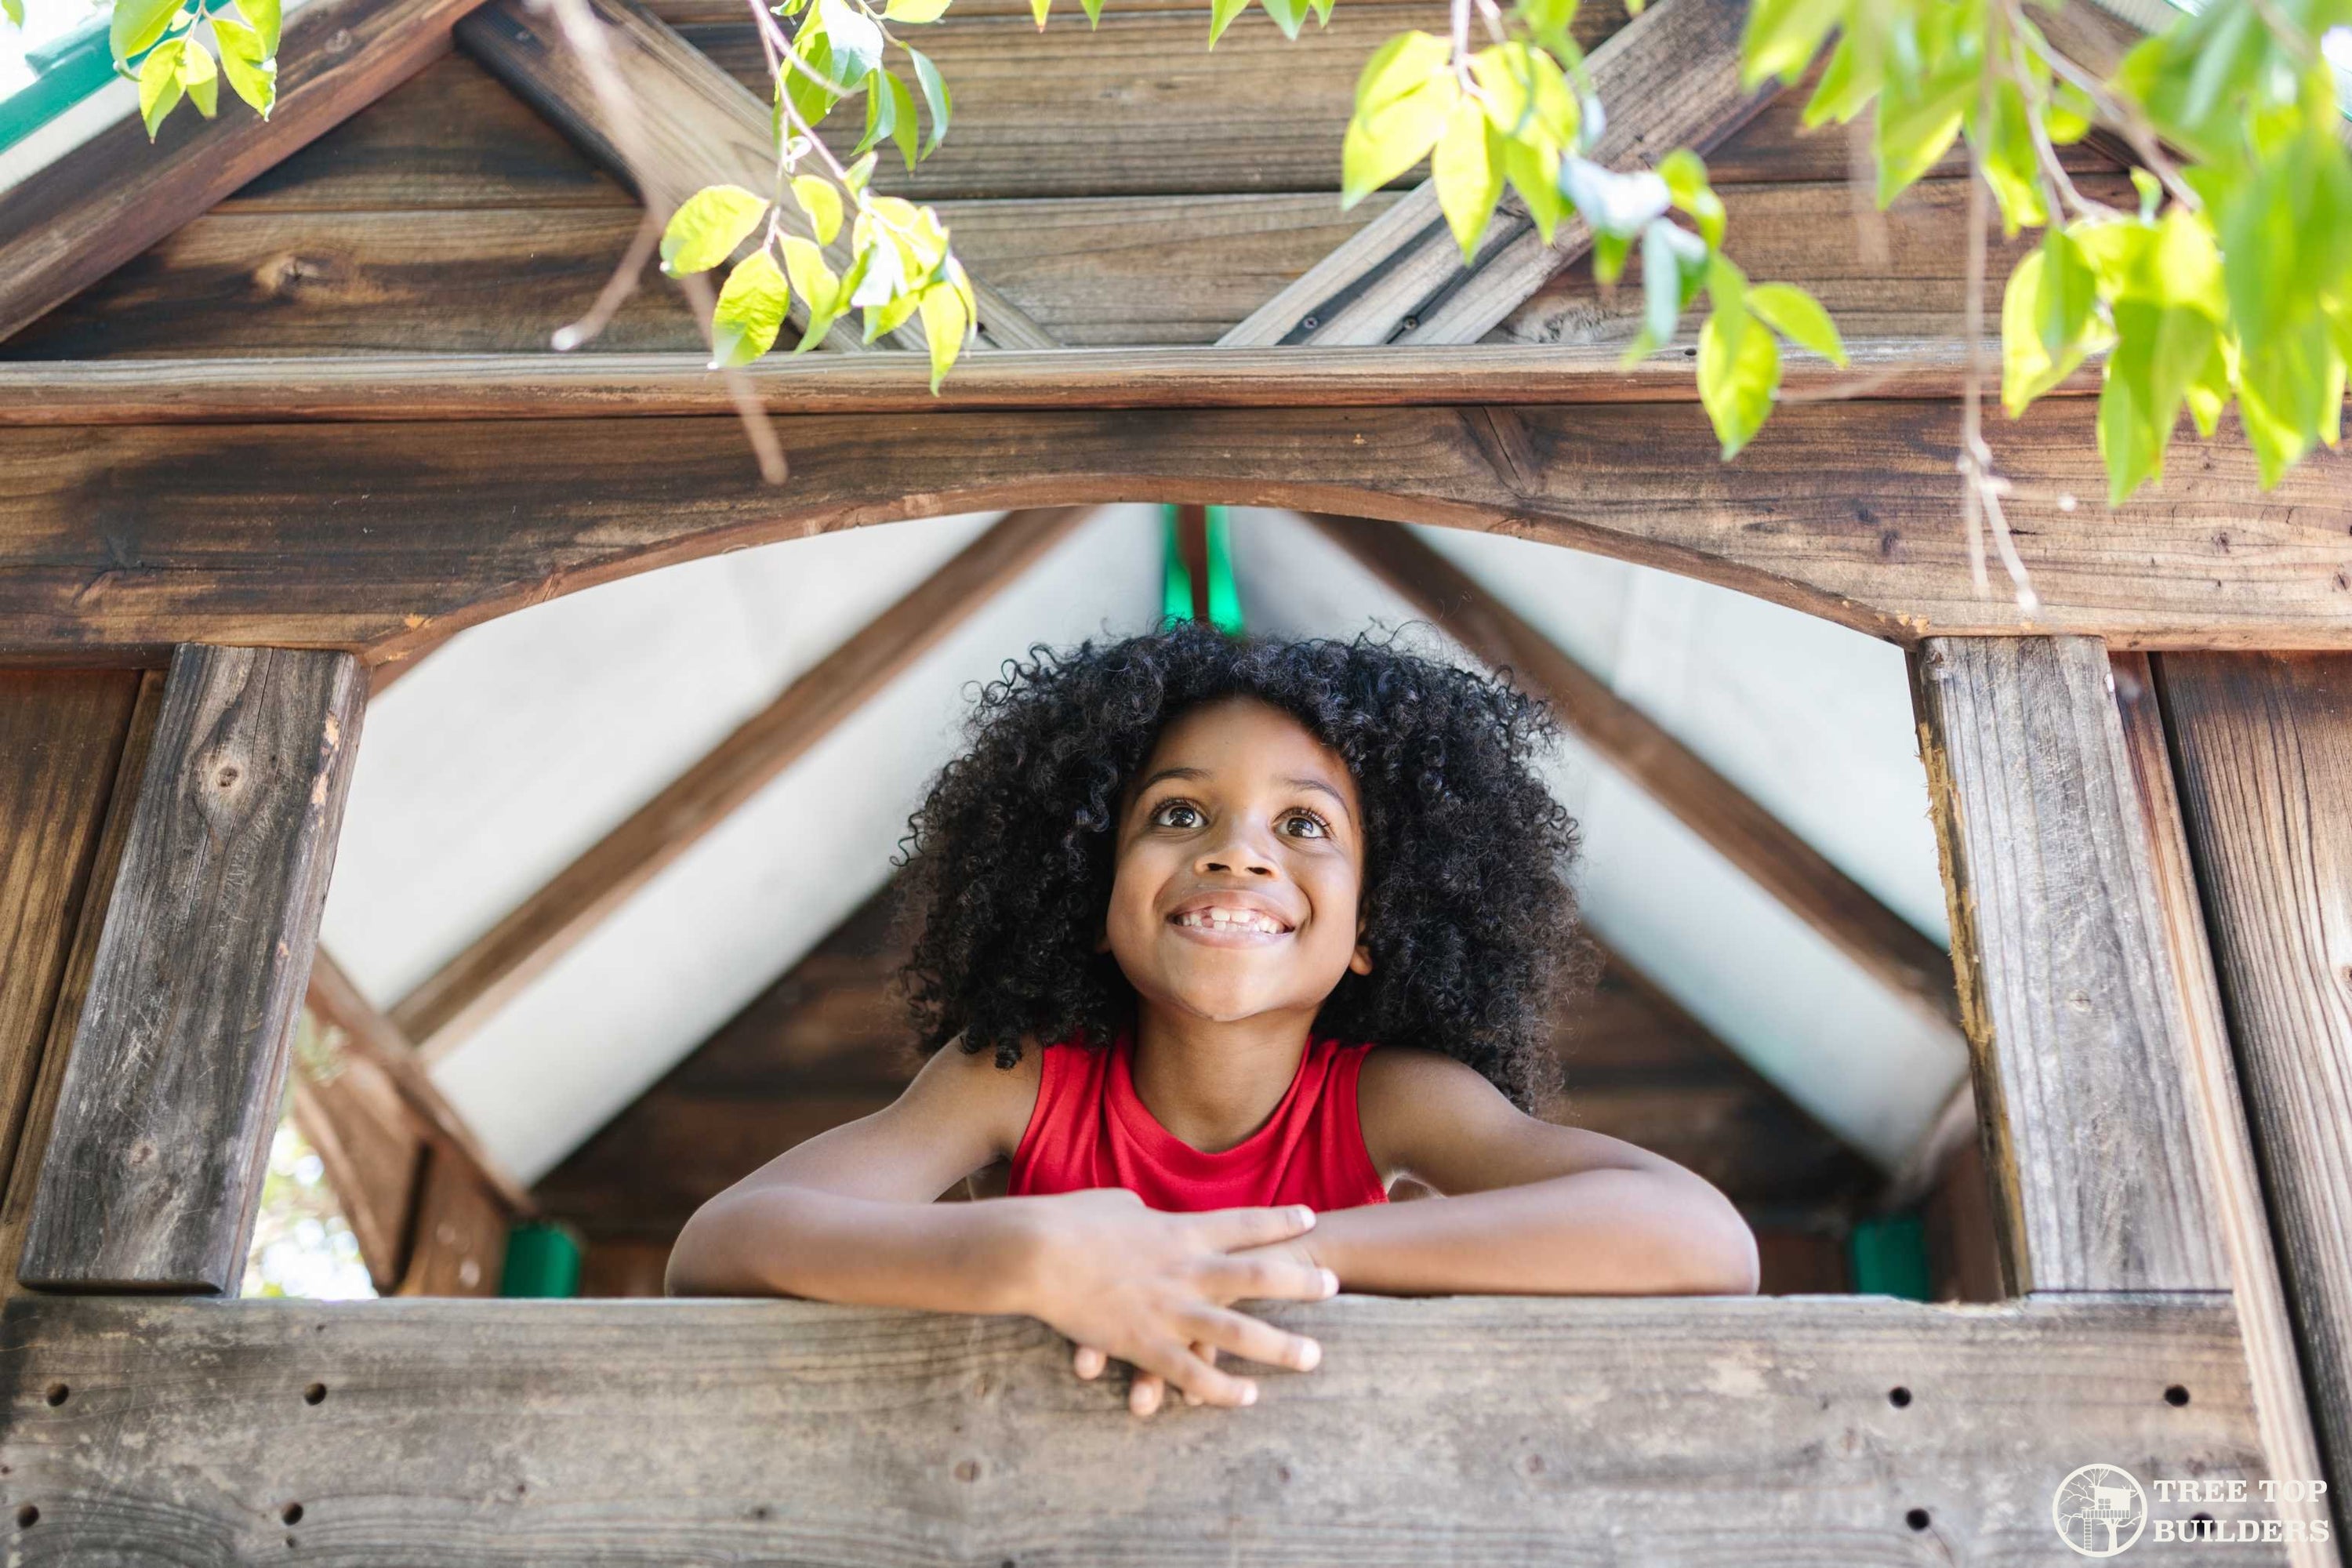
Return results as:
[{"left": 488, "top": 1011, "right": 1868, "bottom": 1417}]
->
[{"left": 1007, "top": 1033, "right": 1390, "bottom": 1211}]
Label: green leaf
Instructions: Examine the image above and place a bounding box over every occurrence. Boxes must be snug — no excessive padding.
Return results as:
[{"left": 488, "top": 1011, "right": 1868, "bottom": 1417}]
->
[
  {"left": 1081, "top": 0, "right": 1104, "bottom": 23},
  {"left": 113, "top": 0, "right": 185, "bottom": 68},
  {"left": 818, "top": 0, "right": 884, "bottom": 82},
  {"left": 1207, "top": 0, "right": 1248, "bottom": 46},
  {"left": 843, "top": 150, "right": 878, "bottom": 194},
  {"left": 661, "top": 185, "right": 769, "bottom": 276},
  {"left": 1469, "top": 42, "right": 1576, "bottom": 147},
  {"left": 883, "top": 0, "right": 950, "bottom": 20},
  {"left": 1513, "top": 0, "right": 1577, "bottom": 60},
  {"left": 1740, "top": 0, "right": 1840, "bottom": 88},
  {"left": 1967, "top": 76, "right": 2046, "bottom": 237},
  {"left": 918, "top": 279, "right": 970, "bottom": 391},
  {"left": 1801, "top": 30, "right": 1879, "bottom": 127},
  {"left": 906, "top": 45, "right": 951, "bottom": 156},
  {"left": 1656, "top": 147, "right": 1722, "bottom": 249},
  {"left": 1432, "top": 99, "right": 1501, "bottom": 261},
  {"left": 138, "top": 38, "right": 186, "bottom": 138},
  {"left": 783, "top": 28, "right": 841, "bottom": 132},
  {"left": 212, "top": 17, "right": 275, "bottom": 116},
  {"left": 1341, "top": 32, "right": 1456, "bottom": 207},
  {"left": 712, "top": 248, "right": 793, "bottom": 366},
  {"left": 853, "top": 67, "right": 898, "bottom": 156},
  {"left": 1697, "top": 302, "right": 1780, "bottom": 459},
  {"left": 781, "top": 235, "right": 844, "bottom": 350},
  {"left": 1260, "top": 0, "right": 1307, "bottom": 39},
  {"left": 1625, "top": 216, "right": 1705, "bottom": 361},
  {"left": 177, "top": 33, "right": 216, "bottom": 117},
  {"left": 2, "top": 0, "right": 22, "bottom": 29},
  {"left": 790, "top": 175, "right": 843, "bottom": 245},
  {"left": 1030, "top": 0, "right": 1047, "bottom": 24},
  {"left": 1500, "top": 136, "right": 1566, "bottom": 243},
  {"left": 1746, "top": 281, "right": 1846, "bottom": 365},
  {"left": 231, "top": 0, "right": 278, "bottom": 56}
]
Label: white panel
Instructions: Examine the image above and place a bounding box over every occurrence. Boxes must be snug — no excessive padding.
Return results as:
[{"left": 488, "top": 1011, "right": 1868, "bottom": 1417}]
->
[
  {"left": 1232, "top": 509, "right": 1967, "bottom": 1171},
  {"left": 1404, "top": 524, "right": 1951, "bottom": 944},
  {"left": 321, "top": 513, "right": 997, "bottom": 1005},
  {"left": 429, "top": 507, "right": 1166, "bottom": 1183}
]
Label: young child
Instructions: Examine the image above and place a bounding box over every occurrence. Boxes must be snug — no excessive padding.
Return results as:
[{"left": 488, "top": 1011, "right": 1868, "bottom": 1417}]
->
[{"left": 668, "top": 622, "right": 1759, "bottom": 1415}]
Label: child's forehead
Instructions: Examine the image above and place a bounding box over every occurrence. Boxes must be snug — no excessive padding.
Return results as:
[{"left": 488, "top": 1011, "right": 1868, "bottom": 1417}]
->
[{"left": 1138, "top": 696, "right": 1352, "bottom": 781}]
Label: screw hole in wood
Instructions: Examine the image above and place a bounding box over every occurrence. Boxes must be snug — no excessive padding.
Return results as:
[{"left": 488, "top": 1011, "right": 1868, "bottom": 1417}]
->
[
  {"left": 1906, "top": 1508, "right": 1930, "bottom": 1531},
  {"left": 303, "top": 1382, "right": 327, "bottom": 1405}
]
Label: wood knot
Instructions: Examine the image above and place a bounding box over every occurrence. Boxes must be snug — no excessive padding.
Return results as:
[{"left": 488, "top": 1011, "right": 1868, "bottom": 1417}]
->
[
  {"left": 128, "top": 1139, "right": 157, "bottom": 1167},
  {"left": 213, "top": 764, "right": 240, "bottom": 790},
  {"left": 953, "top": 1460, "right": 980, "bottom": 1483},
  {"left": 324, "top": 26, "right": 353, "bottom": 51}
]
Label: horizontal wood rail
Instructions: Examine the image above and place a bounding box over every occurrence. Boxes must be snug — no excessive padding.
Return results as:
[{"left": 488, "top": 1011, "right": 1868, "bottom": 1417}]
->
[
  {"left": 0, "top": 340, "right": 2083, "bottom": 423},
  {"left": 0, "top": 1293, "right": 2271, "bottom": 1561},
  {"left": 2, "top": 399, "right": 2347, "bottom": 661}
]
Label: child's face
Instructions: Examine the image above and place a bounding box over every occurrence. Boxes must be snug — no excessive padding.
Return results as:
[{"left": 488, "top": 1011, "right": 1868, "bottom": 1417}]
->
[{"left": 1102, "top": 696, "right": 1373, "bottom": 1030}]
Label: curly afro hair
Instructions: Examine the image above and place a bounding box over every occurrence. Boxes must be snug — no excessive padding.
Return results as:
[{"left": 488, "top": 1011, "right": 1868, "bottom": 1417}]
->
[{"left": 894, "top": 619, "right": 1588, "bottom": 1113}]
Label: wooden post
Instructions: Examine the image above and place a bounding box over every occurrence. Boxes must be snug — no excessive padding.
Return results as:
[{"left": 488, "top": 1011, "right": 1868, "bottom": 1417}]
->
[
  {"left": 2158, "top": 652, "right": 2352, "bottom": 1525},
  {"left": 1909, "top": 637, "right": 2227, "bottom": 1294},
  {"left": 0, "top": 672, "right": 157, "bottom": 1299},
  {"left": 18, "top": 647, "right": 365, "bottom": 1294}
]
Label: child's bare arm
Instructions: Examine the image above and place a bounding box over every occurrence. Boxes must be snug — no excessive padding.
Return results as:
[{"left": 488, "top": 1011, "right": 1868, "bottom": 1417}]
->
[
  {"left": 1250, "top": 1047, "right": 1761, "bottom": 1297},
  {"left": 666, "top": 1043, "right": 1337, "bottom": 1409}
]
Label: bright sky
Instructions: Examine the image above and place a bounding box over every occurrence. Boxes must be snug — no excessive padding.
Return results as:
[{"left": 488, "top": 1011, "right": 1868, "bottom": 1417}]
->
[{"left": 1, "top": 0, "right": 106, "bottom": 98}]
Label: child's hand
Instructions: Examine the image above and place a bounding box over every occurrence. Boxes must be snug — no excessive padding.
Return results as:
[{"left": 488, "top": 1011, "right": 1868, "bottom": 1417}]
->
[{"left": 1006, "top": 1189, "right": 1337, "bottom": 1417}]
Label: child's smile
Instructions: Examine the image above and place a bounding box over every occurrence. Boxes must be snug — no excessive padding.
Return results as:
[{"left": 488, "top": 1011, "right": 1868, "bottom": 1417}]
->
[{"left": 1102, "top": 695, "right": 1373, "bottom": 1027}]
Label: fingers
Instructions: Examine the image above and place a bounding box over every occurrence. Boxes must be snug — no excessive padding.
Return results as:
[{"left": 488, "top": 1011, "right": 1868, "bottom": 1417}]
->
[
  {"left": 1178, "top": 1304, "right": 1323, "bottom": 1374},
  {"left": 1181, "top": 1341, "right": 1215, "bottom": 1406},
  {"left": 1187, "top": 1203, "right": 1317, "bottom": 1253},
  {"left": 1198, "top": 1252, "right": 1341, "bottom": 1305},
  {"left": 1072, "top": 1344, "right": 1106, "bottom": 1380},
  {"left": 1131, "top": 1337, "right": 1258, "bottom": 1411},
  {"left": 1131, "top": 1370, "right": 1166, "bottom": 1417}
]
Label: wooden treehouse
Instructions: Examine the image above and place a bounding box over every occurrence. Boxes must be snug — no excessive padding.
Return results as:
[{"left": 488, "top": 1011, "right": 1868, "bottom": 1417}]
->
[{"left": 0, "top": 0, "right": 2348, "bottom": 1557}]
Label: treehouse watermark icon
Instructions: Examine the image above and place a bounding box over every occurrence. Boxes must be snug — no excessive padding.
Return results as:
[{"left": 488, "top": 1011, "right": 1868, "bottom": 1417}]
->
[{"left": 2055, "top": 1465, "right": 2149, "bottom": 1557}]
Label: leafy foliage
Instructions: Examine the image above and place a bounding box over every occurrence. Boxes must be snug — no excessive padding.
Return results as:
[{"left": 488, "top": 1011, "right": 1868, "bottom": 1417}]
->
[{"left": 96, "top": 0, "right": 279, "bottom": 134}]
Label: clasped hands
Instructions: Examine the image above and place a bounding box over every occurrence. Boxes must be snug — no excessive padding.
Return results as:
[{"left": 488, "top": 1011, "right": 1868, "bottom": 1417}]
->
[{"left": 1005, "top": 1187, "right": 1336, "bottom": 1417}]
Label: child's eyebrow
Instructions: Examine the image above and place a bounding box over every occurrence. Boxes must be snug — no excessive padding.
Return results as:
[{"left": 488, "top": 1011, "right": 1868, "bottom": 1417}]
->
[
  {"left": 1134, "top": 766, "right": 1208, "bottom": 793},
  {"left": 1283, "top": 776, "right": 1356, "bottom": 823}
]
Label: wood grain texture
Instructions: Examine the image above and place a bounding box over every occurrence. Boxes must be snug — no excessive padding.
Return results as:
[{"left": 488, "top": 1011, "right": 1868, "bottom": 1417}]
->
[
  {"left": 0, "top": 0, "right": 491, "bottom": 347},
  {"left": 390, "top": 506, "right": 1091, "bottom": 1057},
  {"left": 454, "top": 0, "right": 1055, "bottom": 351},
  {"left": 394, "top": 1145, "right": 510, "bottom": 1296},
  {"left": 0, "top": 339, "right": 2083, "bottom": 423},
  {"left": 1909, "top": 637, "right": 2227, "bottom": 1294},
  {"left": 0, "top": 1292, "right": 2279, "bottom": 1563},
  {"left": 535, "top": 886, "right": 1874, "bottom": 1246},
  {"left": 0, "top": 676, "right": 164, "bottom": 1303},
  {"left": 17, "top": 648, "right": 365, "bottom": 1294},
  {"left": 1, "top": 399, "right": 2347, "bottom": 662},
  {"left": 2110, "top": 652, "right": 2337, "bottom": 1557},
  {"left": 1221, "top": 0, "right": 1766, "bottom": 348},
  {"left": 1308, "top": 513, "right": 1962, "bottom": 1032},
  {"left": 289, "top": 1007, "right": 429, "bottom": 1290},
  {"left": 0, "top": 676, "right": 143, "bottom": 1221},
  {"left": 2158, "top": 652, "right": 2352, "bottom": 1533}
]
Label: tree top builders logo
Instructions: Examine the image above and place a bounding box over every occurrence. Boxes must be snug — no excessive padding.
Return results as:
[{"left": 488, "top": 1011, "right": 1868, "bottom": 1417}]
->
[{"left": 2053, "top": 1465, "right": 2332, "bottom": 1555}]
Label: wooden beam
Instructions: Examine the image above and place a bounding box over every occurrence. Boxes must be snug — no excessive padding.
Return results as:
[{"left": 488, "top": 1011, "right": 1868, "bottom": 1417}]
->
[
  {"left": 1307, "top": 512, "right": 1962, "bottom": 1033},
  {"left": 0, "top": 1292, "right": 2269, "bottom": 1558},
  {"left": 2157, "top": 651, "right": 2352, "bottom": 1533},
  {"left": 1909, "top": 636, "right": 2227, "bottom": 1294},
  {"left": 17, "top": 647, "right": 365, "bottom": 1294},
  {"left": 2111, "top": 652, "right": 2336, "bottom": 1555},
  {"left": 0, "top": 340, "right": 2086, "bottom": 424},
  {"left": 454, "top": 0, "right": 1057, "bottom": 352},
  {"left": 389, "top": 505, "right": 1093, "bottom": 1057},
  {"left": 2, "top": 401, "right": 2347, "bottom": 662},
  {"left": 0, "top": 673, "right": 154, "bottom": 1303},
  {"left": 1221, "top": 0, "right": 1767, "bottom": 347},
  {"left": 0, "top": 0, "right": 490, "bottom": 347},
  {"left": 394, "top": 1144, "right": 511, "bottom": 1295},
  {"left": 288, "top": 1010, "right": 428, "bottom": 1290}
]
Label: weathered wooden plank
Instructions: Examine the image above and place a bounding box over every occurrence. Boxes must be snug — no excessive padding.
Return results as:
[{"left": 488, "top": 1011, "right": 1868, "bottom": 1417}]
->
[
  {"left": 0, "top": 675, "right": 147, "bottom": 1304},
  {"left": 1308, "top": 513, "right": 1962, "bottom": 1032},
  {"left": 0, "top": 196, "right": 1390, "bottom": 357},
  {"left": 0, "top": 0, "right": 492, "bottom": 348},
  {"left": 1221, "top": 0, "right": 1767, "bottom": 348},
  {"left": 2111, "top": 653, "right": 2336, "bottom": 1556},
  {"left": 2158, "top": 652, "right": 2352, "bottom": 1534},
  {"left": 0, "top": 676, "right": 165, "bottom": 1298},
  {"left": 456, "top": 0, "right": 1056, "bottom": 351},
  {"left": 1909, "top": 637, "right": 2227, "bottom": 1293},
  {"left": 394, "top": 1146, "right": 511, "bottom": 1296},
  {"left": 289, "top": 1008, "right": 429, "bottom": 1290},
  {"left": 0, "top": 1292, "right": 2283, "bottom": 1563},
  {"left": 0, "top": 339, "right": 2089, "bottom": 423},
  {"left": 0, "top": 676, "right": 143, "bottom": 1200},
  {"left": 390, "top": 506, "right": 1090, "bottom": 1056},
  {"left": 2, "top": 398, "right": 2349, "bottom": 661},
  {"left": 17, "top": 648, "right": 366, "bottom": 1294}
]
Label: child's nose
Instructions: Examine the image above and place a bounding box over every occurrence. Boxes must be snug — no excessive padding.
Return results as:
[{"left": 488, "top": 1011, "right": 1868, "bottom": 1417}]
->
[{"left": 1196, "top": 836, "right": 1276, "bottom": 877}]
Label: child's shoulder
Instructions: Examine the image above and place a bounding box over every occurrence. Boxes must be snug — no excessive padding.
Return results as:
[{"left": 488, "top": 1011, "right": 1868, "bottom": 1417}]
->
[
  {"left": 1352, "top": 1043, "right": 1525, "bottom": 1174},
  {"left": 904, "top": 1035, "right": 1048, "bottom": 1158}
]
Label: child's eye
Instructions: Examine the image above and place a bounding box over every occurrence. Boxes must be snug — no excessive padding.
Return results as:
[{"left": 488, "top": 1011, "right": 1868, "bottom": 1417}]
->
[
  {"left": 1151, "top": 800, "right": 1203, "bottom": 829},
  {"left": 1281, "top": 811, "right": 1330, "bottom": 839}
]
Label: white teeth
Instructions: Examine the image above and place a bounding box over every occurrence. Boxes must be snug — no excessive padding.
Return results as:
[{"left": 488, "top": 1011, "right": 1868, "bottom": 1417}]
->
[{"left": 1177, "top": 908, "right": 1285, "bottom": 934}]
